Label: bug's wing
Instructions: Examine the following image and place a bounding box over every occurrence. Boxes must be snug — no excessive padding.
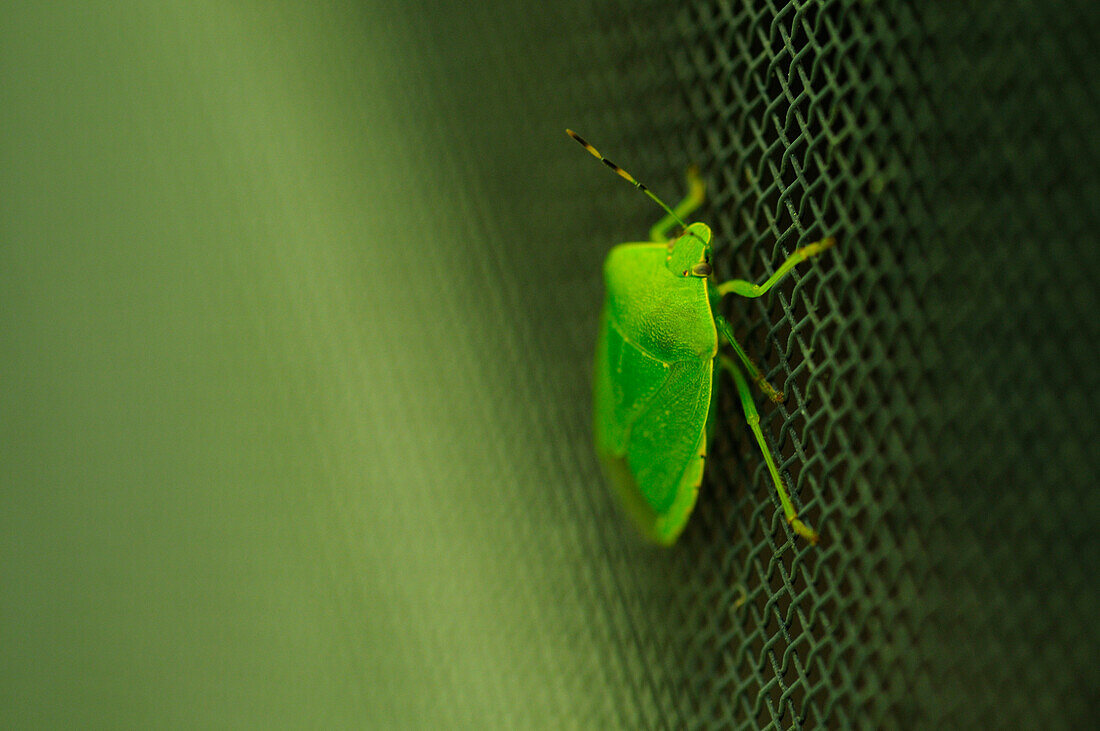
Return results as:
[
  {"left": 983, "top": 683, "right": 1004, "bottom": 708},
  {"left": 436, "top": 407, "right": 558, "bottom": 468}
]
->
[
  {"left": 625, "top": 359, "right": 712, "bottom": 515},
  {"left": 594, "top": 307, "right": 668, "bottom": 458},
  {"left": 594, "top": 305, "right": 713, "bottom": 543}
]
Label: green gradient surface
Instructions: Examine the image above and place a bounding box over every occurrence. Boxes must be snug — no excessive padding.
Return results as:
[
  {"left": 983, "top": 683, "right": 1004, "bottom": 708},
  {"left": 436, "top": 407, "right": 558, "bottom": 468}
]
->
[{"left": 1, "top": 4, "right": 617, "bottom": 727}]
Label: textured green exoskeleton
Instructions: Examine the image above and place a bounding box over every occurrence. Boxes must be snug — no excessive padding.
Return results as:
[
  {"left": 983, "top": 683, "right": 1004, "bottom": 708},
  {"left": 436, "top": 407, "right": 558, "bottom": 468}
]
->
[{"left": 569, "top": 129, "right": 834, "bottom": 546}]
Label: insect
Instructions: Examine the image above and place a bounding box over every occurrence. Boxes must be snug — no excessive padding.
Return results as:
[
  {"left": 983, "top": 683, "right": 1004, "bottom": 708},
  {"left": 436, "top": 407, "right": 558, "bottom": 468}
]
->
[{"left": 569, "top": 129, "right": 834, "bottom": 545}]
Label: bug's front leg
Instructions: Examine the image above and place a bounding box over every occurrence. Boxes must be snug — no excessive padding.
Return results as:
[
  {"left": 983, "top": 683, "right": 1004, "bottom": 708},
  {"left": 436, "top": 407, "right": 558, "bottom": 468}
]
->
[
  {"left": 648, "top": 166, "right": 706, "bottom": 242},
  {"left": 717, "top": 237, "right": 835, "bottom": 297}
]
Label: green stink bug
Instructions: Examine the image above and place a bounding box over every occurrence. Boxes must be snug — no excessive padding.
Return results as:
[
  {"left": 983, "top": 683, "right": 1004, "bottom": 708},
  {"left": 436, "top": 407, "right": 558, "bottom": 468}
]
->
[{"left": 569, "top": 129, "right": 833, "bottom": 546}]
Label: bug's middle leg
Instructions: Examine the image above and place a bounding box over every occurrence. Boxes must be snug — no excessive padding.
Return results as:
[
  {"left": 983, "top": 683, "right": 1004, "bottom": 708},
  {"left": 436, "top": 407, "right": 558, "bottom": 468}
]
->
[
  {"left": 719, "top": 355, "right": 819, "bottom": 544},
  {"left": 649, "top": 165, "right": 705, "bottom": 242},
  {"left": 714, "top": 314, "right": 784, "bottom": 403}
]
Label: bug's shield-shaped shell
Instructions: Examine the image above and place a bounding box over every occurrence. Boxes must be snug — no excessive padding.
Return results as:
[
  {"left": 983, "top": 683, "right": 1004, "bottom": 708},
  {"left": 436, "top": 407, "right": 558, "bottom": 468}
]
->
[{"left": 593, "top": 243, "right": 718, "bottom": 545}]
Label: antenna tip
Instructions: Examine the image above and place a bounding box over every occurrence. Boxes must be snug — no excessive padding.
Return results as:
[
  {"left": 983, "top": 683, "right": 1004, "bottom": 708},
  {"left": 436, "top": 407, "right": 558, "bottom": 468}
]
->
[{"left": 566, "top": 129, "right": 599, "bottom": 158}]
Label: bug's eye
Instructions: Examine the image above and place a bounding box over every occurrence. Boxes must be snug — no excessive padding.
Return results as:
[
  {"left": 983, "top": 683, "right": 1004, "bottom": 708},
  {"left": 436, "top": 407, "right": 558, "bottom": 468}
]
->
[{"left": 691, "top": 262, "right": 713, "bottom": 277}]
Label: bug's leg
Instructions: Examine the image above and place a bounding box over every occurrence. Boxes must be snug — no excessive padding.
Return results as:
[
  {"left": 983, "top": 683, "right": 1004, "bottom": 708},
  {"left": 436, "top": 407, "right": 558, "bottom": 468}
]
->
[
  {"left": 649, "top": 165, "right": 705, "bottom": 242},
  {"left": 714, "top": 314, "right": 785, "bottom": 403},
  {"left": 717, "top": 237, "right": 836, "bottom": 297},
  {"left": 732, "top": 583, "right": 748, "bottom": 610},
  {"left": 719, "top": 355, "right": 819, "bottom": 544}
]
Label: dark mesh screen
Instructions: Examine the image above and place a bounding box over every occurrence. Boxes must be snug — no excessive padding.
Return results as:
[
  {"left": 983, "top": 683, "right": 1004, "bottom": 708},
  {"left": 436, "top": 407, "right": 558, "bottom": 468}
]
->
[{"left": 560, "top": 0, "right": 1100, "bottom": 727}]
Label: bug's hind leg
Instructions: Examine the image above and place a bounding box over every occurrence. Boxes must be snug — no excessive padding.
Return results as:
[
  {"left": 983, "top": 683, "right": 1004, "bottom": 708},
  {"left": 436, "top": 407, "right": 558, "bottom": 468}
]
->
[
  {"left": 717, "top": 236, "right": 835, "bottom": 297},
  {"left": 715, "top": 314, "right": 785, "bottom": 403},
  {"left": 649, "top": 165, "right": 705, "bottom": 242},
  {"left": 719, "top": 355, "right": 819, "bottom": 544}
]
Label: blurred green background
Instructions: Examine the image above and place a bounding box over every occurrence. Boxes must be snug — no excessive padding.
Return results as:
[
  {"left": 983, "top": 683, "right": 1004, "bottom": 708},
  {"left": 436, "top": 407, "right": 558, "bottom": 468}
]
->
[{"left": 3, "top": 2, "right": 1098, "bottom": 728}]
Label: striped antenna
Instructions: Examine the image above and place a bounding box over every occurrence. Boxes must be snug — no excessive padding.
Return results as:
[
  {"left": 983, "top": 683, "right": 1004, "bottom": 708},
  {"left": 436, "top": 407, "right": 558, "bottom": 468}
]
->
[{"left": 567, "top": 129, "right": 687, "bottom": 230}]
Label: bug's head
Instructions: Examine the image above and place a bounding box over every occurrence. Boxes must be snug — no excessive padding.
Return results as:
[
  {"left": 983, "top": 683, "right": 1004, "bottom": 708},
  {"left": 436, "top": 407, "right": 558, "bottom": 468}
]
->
[{"left": 666, "top": 222, "right": 713, "bottom": 278}]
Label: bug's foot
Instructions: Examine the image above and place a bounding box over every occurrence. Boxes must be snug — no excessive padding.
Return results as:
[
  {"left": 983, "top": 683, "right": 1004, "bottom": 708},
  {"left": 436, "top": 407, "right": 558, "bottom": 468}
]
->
[
  {"left": 753, "top": 374, "right": 786, "bottom": 403},
  {"left": 789, "top": 516, "right": 820, "bottom": 545},
  {"left": 796, "top": 236, "right": 836, "bottom": 261}
]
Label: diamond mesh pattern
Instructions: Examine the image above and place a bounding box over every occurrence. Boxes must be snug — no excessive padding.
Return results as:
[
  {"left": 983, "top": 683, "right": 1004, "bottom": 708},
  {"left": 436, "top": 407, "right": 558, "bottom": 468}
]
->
[{"left": 567, "top": 0, "right": 1100, "bottom": 727}]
